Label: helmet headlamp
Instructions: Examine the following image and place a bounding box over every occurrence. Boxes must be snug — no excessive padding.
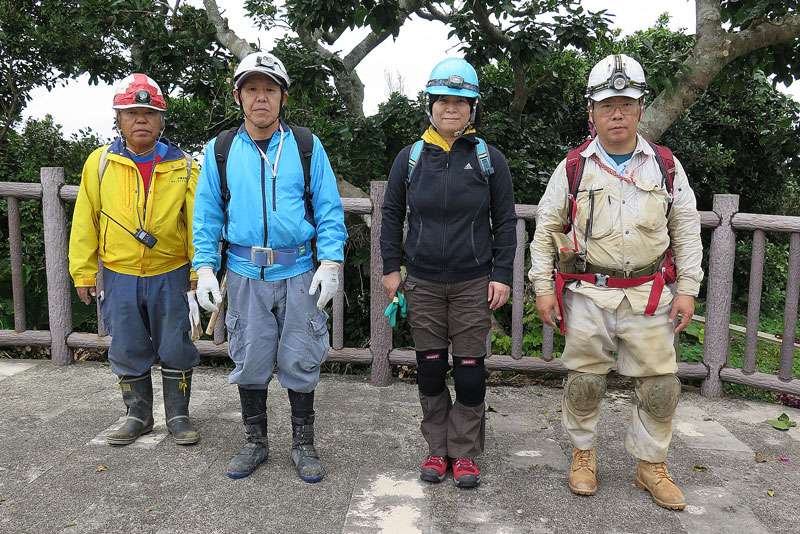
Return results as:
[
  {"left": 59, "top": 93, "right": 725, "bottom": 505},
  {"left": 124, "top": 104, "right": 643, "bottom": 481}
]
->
[
  {"left": 134, "top": 89, "right": 152, "bottom": 105},
  {"left": 446, "top": 75, "right": 465, "bottom": 89}
]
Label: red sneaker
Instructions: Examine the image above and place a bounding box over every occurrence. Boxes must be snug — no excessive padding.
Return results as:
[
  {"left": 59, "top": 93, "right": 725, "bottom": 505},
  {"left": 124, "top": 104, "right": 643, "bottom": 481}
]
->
[
  {"left": 452, "top": 458, "right": 480, "bottom": 488},
  {"left": 420, "top": 455, "right": 448, "bottom": 483}
]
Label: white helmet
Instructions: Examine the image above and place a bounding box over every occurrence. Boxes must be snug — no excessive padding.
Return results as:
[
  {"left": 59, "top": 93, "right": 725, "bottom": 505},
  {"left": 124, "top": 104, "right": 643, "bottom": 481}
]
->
[
  {"left": 586, "top": 54, "right": 648, "bottom": 101},
  {"left": 233, "top": 52, "right": 290, "bottom": 91}
]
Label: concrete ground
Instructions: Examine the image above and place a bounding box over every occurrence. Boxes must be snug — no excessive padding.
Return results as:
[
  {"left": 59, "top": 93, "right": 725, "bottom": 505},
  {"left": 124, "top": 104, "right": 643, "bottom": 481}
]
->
[{"left": 0, "top": 358, "right": 799, "bottom": 534}]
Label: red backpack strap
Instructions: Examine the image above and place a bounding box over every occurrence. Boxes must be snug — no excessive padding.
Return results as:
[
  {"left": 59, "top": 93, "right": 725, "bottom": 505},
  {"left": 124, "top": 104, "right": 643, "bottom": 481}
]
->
[
  {"left": 563, "top": 139, "right": 592, "bottom": 233},
  {"left": 645, "top": 139, "right": 676, "bottom": 216}
]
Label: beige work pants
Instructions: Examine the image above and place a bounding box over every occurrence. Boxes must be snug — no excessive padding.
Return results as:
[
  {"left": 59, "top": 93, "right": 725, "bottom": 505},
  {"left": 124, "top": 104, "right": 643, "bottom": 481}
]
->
[{"left": 561, "top": 289, "right": 678, "bottom": 462}]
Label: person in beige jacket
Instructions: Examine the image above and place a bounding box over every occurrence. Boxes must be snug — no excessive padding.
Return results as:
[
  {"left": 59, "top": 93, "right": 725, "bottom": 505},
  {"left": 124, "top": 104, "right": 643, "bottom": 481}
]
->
[{"left": 528, "top": 54, "right": 703, "bottom": 510}]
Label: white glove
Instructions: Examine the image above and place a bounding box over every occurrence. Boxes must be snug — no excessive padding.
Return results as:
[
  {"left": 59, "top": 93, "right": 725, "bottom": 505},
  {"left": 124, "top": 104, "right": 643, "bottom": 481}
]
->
[
  {"left": 308, "top": 260, "right": 340, "bottom": 309},
  {"left": 187, "top": 290, "right": 202, "bottom": 340},
  {"left": 196, "top": 266, "right": 222, "bottom": 312}
]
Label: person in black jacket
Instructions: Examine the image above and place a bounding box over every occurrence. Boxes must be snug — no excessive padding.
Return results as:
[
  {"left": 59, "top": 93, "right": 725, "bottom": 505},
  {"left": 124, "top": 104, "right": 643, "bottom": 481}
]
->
[{"left": 380, "top": 58, "right": 517, "bottom": 488}]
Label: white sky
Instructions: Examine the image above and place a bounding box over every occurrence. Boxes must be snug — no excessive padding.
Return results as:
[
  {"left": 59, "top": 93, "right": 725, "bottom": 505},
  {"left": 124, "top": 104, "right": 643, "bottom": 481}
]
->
[{"left": 20, "top": 0, "right": 800, "bottom": 140}]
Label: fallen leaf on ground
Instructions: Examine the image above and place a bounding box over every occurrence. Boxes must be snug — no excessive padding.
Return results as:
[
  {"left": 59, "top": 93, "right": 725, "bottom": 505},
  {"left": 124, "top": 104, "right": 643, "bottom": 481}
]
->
[
  {"left": 65, "top": 522, "right": 76, "bottom": 527},
  {"left": 95, "top": 465, "right": 107, "bottom": 472},
  {"left": 535, "top": 392, "right": 543, "bottom": 397},
  {"left": 703, "top": 417, "right": 713, "bottom": 421},
  {"left": 531, "top": 463, "right": 538, "bottom": 468},
  {"left": 145, "top": 507, "right": 158, "bottom": 513},
  {"left": 767, "top": 490, "right": 774, "bottom": 497},
  {"left": 540, "top": 425, "right": 549, "bottom": 430},
  {"left": 693, "top": 465, "right": 708, "bottom": 472},
  {"left": 542, "top": 410, "right": 548, "bottom": 416},
  {"left": 187, "top": 451, "right": 201, "bottom": 455},
  {"left": 486, "top": 405, "right": 498, "bottom": 413},
  {"left": 764, "top": 413, "right": 797, "bottom": 431},
  {"left": 755, "top": 453, "right": 767, "bottom": 463}
]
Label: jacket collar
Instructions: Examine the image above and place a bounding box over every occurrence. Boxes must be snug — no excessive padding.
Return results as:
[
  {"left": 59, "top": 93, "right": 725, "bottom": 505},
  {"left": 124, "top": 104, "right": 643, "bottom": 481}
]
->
[
  {"left": 107, "top": 136, "right": 185, "bottom": 162},
  {"left": 580, "top": 133, "right": 653, "bottom": 159},
  {"left": 422, "top": 126, "right": 478, "bottom": 151}
]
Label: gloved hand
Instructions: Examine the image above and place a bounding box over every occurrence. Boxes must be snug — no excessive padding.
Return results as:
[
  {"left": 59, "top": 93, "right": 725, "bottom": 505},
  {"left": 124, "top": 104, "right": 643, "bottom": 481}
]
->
[
  {"left": 383, "top": 292, "right": 407, "bottom": 328},
  {"left": 187, "top": 290, "right": 202, "bottom": 340},
  {"left": 196, "top": 266, "right": 222, "bottom": 313},
  {"left": 308, "top": 260, "right": 340, "bottom": 309}
]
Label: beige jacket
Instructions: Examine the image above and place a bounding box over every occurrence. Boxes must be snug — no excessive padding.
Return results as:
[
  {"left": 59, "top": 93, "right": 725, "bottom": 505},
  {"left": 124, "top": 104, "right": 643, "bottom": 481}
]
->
[{"left": 528, "top": 135, "right": 703, "bottom": 314}]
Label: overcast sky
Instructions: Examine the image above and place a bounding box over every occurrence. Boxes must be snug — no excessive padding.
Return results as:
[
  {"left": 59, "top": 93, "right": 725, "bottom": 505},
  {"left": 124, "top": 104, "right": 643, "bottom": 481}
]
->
[{"left": 21, "top": 0, "right": 799, "bottom": 140}]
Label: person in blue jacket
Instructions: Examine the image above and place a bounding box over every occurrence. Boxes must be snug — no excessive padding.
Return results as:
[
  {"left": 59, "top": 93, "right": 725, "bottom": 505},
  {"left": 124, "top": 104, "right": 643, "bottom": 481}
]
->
[
  {"left": 193, "top": 51, "right": 347, "bottom": 483},
  {"left": 380, "top": 58, "right": 517, "bottom": 488}
]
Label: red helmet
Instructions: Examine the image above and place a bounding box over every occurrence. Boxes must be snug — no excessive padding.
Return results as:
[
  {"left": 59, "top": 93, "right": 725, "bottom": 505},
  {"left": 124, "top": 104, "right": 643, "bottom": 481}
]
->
[{"left": 112, "top": 74, "right": 167, "bottom": 111}]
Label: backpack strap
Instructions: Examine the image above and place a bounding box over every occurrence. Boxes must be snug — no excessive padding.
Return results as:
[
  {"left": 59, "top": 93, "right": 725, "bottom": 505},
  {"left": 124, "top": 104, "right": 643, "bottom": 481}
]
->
[
  {"left": 406, "top": 140, "right": 424, "bottom": 186},
  {"left": 563, "top": 139, "right": 592, "bottom": 234},
  {"left": 645, "top": 139, "right": 676, "bottom": 217},
  {"left": 97, "top": 146, "right": 112, "bottom": 185},
  {"left": 475, "top": 137, "right": 494, "bottom": 183},
  {"left": 213, "top": 128, "right": 238, "bottom": 231},
  {"left": 289, "top": 125, "right": 315, "bottom": 227}
]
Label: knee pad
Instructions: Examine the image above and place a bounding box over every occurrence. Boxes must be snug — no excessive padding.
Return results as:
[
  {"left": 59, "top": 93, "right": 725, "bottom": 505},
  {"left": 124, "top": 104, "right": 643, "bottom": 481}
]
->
[
  {"left": 634, "top": 375, "right": 681, "bottom": 420},
  {"left": 451, "top": 356, "right": 487, "bottom": 407},
  {"left": 416, "top": 349, "right": 449, "bottom": 397},
  {"left": 564, "top": 372, "right": 606, "bottom": 416}
]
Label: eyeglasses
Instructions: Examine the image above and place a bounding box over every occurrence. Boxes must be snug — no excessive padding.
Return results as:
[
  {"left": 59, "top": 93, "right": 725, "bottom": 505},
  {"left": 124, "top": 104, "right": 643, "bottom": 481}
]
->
[{"left": 593, "top": 102, "right": 640, "bottom": 117}]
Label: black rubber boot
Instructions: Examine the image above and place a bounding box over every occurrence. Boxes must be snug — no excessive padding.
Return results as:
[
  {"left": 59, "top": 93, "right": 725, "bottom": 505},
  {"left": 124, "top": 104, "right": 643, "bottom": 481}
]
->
[
  {"left": 226, "top": 387, "right": 269, "bottom": 479},
  {"left": 291, "top": 413, "right": 324, "bottom": 483},
  {"left": 161, "top": 367, "right": 199, "bottom": 445},
  {"left": 107, "top": 372, "right": 154, "bottom": 446}
]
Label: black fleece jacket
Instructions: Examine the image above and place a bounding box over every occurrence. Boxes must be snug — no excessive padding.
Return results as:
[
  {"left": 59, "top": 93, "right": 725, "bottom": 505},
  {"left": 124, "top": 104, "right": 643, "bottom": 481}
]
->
[{"left": 380, "top": 133, "right": 517, "bottom": 285}]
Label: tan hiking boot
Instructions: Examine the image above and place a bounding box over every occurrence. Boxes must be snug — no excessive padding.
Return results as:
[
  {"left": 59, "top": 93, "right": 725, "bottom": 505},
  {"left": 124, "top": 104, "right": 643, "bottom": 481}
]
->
[
  {"left": 636, "top": 460, "right": 686, "bottom": 510},
  {"left": 569, "top": 447, "right": 597, "bottom": 495}
]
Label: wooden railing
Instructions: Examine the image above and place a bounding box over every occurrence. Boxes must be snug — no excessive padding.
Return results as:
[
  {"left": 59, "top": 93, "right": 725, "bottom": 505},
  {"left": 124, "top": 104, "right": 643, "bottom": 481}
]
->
[{"left": 0, "top": 171, "right": 798, "bottom": 397}]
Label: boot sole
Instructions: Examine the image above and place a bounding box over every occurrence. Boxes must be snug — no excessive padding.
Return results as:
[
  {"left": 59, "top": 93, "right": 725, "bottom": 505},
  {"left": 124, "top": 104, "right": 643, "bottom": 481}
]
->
[
  {"left": 569, "top": 482, "right": 597, "bottom": 496},
  {"left": 636, "top": 477, "right": 686, "bottom": 510},
  {"left": 172, "top": 435, "right": 200, "bottom": 445},
  {"left": 420, "top": 471, "right": 446, "bottom": 483},
  {"left": 454, "top": 475, "right": 480, "bottom": 488},
  {"left": 299, "top": 474, "right": 324, "bottom": 483},
  {"left": 106, "top": 425, "right": 154, "bottom": 446}
]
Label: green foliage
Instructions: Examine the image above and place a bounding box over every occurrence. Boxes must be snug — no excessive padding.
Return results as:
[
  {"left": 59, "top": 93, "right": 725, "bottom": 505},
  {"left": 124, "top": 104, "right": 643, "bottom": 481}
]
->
[
  {"left": 0, "top": 117, "right": 102, "bottom": 330},
  {"left": 491, "top": 291, "right": 565, "bottom": 357}
]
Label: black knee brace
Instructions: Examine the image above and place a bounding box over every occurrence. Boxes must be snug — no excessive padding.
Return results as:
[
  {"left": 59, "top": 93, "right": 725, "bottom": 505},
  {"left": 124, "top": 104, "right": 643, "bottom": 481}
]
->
[
  {"left": 416, "top": 349, "right": 450, "bottom": 397},
  {"left": 451, "top": 356, "right": 488, "bottom": 407}
]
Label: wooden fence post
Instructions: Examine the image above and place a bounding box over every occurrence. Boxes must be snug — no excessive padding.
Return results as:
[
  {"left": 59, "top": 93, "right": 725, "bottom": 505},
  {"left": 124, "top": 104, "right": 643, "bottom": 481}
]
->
[
  {"left": 701, "top": 194, "right": 738, "bottom": 397},
  {"left": 41, "top": 168, "right": 73, "bottom": 365},
  {"left": 369, "top": 181, "right": 392, "bottom": 386},
  {"left": 7, "top": 197, "right": 26, "bottom": 332},
  {"left": 780, "top": 232, "right": 800, "bottom": 380}
]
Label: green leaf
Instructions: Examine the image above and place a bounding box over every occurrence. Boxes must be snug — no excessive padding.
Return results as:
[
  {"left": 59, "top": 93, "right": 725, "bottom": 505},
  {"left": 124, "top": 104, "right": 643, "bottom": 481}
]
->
[{"left": 764, "top": 413, "right": 797, "bottom": 430}]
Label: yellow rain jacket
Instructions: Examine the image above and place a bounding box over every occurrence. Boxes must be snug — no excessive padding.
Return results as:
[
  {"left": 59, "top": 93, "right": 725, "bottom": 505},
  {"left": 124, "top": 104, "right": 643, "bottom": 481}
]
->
[{"left": 69, "top": 138, "right": 198, "bottom": 287}]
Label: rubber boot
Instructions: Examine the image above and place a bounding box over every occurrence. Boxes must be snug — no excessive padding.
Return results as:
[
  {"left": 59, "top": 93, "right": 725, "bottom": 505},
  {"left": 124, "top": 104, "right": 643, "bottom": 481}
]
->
[
  {"left": 226, "top": 387, "right": 269, "bottom": 479},
  {"left": 107, "top": 372, "right": 154, "bottom": 446},
  {"left": 291, "top": 413, "right": 324, "bottom": 483},
  {"left": 161, "top": 367, "right": 199, "bottom": 445}
]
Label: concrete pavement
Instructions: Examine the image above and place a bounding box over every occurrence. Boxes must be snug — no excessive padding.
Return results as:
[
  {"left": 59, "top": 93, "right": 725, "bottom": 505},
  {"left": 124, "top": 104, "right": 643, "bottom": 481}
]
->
[{"left": 0, "top": 359, "right": 799, "bottom": 534}]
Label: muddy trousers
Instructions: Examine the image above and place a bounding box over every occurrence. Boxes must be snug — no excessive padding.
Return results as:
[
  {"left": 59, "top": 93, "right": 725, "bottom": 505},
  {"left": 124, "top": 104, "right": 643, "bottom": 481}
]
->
[{"left": 561, "top": 290, "right": 679, "bottom": 462}]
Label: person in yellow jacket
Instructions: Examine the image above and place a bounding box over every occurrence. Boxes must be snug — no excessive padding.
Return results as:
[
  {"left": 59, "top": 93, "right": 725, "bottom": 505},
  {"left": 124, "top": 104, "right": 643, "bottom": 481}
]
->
[{"left": 69, "top": 74, "right": 201, "bottom": 446}]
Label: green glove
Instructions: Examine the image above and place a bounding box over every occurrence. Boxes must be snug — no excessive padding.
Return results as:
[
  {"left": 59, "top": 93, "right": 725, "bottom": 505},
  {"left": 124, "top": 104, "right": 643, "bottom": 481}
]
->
[
  {"left": 397, "top": 292, "right": 407, "bottom": 318},
  {"left": 383, "top": 293, "right": 407, "bottom": 328}
]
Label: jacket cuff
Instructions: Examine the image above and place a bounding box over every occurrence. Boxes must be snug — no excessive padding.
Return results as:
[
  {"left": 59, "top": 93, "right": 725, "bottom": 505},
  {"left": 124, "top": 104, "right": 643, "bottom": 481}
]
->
[
  {"left": 676, "top": 280, "right": 700, "bottom": 297},
  {"left": 490, "top": 268, "right": 512, "bottom": 286},
  {"left": 534, "top": 281, "right": 555, "bottom": 296},
  {"left": 382, "top": 260, "right": 402, "bottom": 275},
  {"left": 75, "top": 277, "right": 97, "bottom": 287}
]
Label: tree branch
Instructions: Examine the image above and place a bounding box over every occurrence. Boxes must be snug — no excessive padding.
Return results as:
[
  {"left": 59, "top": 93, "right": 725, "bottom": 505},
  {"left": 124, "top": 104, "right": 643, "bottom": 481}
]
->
[
  {"left": 472, "top": 1, "right": 512, "bottom": 46},
  {"left": 203, "top": 0, "right": 255, "bottom": 60},
  {"left": 641, "top": 1, "right": 800, "bottom": 141}
]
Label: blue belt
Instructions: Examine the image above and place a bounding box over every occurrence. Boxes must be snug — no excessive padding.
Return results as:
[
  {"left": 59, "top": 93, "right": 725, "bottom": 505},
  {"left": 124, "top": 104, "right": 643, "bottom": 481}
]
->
[{"left": 229, "top": 242, "right": 311, "bottom": 268}]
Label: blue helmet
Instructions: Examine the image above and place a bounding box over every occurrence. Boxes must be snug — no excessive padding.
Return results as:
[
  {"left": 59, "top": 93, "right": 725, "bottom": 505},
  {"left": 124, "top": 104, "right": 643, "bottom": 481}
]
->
[{"left": 424, "top": 58, "right": 481, "bottom": 100}]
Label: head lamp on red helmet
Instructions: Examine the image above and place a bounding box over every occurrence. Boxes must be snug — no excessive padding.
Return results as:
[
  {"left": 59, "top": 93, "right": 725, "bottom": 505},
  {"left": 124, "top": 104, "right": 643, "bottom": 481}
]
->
[{"left": 112, "top": 74, "right": 167, "bottom": 111}]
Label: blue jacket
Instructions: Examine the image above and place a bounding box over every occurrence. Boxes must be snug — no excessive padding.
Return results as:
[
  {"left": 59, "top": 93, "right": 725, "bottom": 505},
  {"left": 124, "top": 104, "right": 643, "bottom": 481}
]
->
[{"left": 192, "top": 122, "right": 347, "bottom": 281}]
